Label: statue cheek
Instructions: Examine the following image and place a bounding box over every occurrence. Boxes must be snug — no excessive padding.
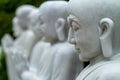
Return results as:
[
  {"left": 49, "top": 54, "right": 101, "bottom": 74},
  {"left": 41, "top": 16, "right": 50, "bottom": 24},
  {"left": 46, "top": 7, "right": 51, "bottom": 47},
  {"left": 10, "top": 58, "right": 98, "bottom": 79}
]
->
[{"left": 40, "top": 25, "right": 46, "bottom": 33}]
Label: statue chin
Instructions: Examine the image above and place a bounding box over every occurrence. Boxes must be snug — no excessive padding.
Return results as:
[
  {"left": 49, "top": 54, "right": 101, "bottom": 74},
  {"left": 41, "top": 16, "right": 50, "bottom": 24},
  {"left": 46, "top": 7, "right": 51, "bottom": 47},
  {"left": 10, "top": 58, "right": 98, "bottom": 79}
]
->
[{"left": 79, "top": 54, "right": 89, "bottom": 62}]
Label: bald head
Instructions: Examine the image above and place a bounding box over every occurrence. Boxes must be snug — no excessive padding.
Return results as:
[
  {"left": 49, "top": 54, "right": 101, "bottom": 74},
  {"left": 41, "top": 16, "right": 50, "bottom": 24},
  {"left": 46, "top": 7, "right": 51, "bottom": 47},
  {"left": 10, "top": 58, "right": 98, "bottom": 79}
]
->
[
  {"left": 68, "top": 0, "right": 120, "bottom": 53},
  {"left": 16, "top": 5, "right": 36, "bottom": 18},
  {"left": 13, "top": 5, "right": 36, "bottom": 37},
  {"left": 39, "top": 1, "right": 68, "bottom": 23},
  {"left": 38, "top": 1, "right": 69, "bottom": 41},
  {"left": 68, "top": 0, "right": 120, "bottom": 23}
]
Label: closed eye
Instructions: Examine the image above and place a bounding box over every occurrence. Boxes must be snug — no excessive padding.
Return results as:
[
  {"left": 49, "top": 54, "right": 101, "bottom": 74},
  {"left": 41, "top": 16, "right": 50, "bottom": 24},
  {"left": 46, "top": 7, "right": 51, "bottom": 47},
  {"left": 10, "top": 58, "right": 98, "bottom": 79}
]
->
[
  {"left": 38, "top": 15, "right": 44, "bottom": 25},
  {"left": 71, "top": 21, "right": 80, "bottom": 31},
  {"left": 67, "top": 15, "right": 80, "bottom": 32},
  {"left": 38, "top": 18, "right": 44, "bottom": 25}
]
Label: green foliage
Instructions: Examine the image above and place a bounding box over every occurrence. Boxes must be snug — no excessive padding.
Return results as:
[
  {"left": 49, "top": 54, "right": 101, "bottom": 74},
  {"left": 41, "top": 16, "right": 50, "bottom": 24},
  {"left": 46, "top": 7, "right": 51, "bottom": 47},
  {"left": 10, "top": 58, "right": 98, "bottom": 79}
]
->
[
  {"left": 0, "top": 0, "right": 45, "bottom": 42},
  {"left": 0, "top": 49, "right": 8, "bottom": 80}
]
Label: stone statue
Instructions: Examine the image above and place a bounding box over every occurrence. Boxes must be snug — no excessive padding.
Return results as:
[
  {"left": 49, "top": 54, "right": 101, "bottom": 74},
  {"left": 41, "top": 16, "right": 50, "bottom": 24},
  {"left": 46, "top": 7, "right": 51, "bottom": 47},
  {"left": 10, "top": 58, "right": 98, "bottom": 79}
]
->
[
  {"left": 21, "top": 1, "right": 83, "bottom": 80},
  {"left": 13, "top": 5, "right": 36, "bottom": 38},
  {"left": 1, "top": 5, "right": 40, "bottom": 80},
  {"left": 2, "top": 34, "right": 13, "bottom": 52},
  {"left": 13, "top": 5, "right": 40, "bottom": 59},
  {"left": 67, "top": 0, "right": 120, "bottom": 80}
]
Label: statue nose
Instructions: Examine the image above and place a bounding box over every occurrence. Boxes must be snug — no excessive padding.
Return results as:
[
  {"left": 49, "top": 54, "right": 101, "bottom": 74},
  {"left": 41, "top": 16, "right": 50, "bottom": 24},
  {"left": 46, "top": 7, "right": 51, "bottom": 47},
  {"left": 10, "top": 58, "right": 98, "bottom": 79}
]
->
[{"left": 69, "top": 38, "right": 76, "bottom": 45}]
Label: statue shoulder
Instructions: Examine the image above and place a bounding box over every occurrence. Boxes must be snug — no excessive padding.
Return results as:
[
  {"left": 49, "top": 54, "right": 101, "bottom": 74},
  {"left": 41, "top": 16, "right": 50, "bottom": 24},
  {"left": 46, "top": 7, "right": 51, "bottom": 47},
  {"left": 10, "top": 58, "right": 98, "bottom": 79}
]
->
[
  {"left": 24, "top": 30, "right": 35, "bottom": 38},
  {"left": 59, "top": 42, "right": 75, "bottom": 53},
  {"left": 55, "top": 42, "right": 77, "bottom": 59},
  {"left": 15, "top": 30, "right": 35, "bottom": 42},
  {"left": 98, "top": 62, "right": 120, "bottom": 80},
  {"left": 32, "top": 41, "right": 51, "bottom": 52}
]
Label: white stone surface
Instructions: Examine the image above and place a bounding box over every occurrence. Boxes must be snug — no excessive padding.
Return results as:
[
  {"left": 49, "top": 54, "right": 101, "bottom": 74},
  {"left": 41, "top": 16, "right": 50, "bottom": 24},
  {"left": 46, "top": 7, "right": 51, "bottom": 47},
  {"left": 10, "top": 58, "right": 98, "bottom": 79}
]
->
[
  {"left": 1, "top": 5, "right": 40, "bottom": 80},
  {"left": 67, "top": 0, "right": 120, "bottom": 80},
  {"left": 21, "top": 1, "right": 83, "bottom": 80}
]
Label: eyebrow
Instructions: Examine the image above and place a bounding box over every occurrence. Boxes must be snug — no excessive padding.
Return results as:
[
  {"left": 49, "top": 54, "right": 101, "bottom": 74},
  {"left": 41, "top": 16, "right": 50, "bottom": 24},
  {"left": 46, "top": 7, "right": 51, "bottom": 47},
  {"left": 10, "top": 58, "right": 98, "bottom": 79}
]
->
[
  {"left": 68, "top": 17, "right": 80, "bottom": 29},
  {"left": 38, "top": 15, "right": 44, "bottom": 23}
]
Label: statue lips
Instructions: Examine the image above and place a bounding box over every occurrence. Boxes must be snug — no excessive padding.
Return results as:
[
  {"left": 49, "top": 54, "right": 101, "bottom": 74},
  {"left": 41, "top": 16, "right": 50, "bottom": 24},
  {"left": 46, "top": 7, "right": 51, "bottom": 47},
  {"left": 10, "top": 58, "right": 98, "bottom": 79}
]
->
[{"left": 75, "top": 46, "right": 81, "bottom": 53}]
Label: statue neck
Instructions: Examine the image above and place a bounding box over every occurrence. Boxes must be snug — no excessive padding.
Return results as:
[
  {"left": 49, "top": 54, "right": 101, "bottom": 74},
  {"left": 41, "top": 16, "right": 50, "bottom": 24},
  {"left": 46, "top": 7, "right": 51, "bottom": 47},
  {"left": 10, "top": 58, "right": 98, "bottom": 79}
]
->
[
  {"left": 32, "top": 32, "right": 43, "bottom": 41},
  {"left": 110, "top": 53, "right": 120, "bottom": 60},
  {"left": 89, "top": 54, "right": 106, "bottom": 66},
  {"left": 44, "top": 37, "right": 59, "bottom": 45}
]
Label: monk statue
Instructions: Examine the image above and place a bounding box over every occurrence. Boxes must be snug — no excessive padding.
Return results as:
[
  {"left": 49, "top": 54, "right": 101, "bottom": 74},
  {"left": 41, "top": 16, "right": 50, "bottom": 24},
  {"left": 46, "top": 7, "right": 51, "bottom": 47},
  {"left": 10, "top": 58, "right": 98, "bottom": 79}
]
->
[
  {"left": 13, "top": 6, "right": 40, "bottom": 59},
  {"left": 21, "top": 1, "right": 83, "bottom": 80},
  {"left": 1, "top": 5, "right": 40, "bottom": 80},
  {"left": 67, "top": 0, "right": 120, "bottom": 80}
]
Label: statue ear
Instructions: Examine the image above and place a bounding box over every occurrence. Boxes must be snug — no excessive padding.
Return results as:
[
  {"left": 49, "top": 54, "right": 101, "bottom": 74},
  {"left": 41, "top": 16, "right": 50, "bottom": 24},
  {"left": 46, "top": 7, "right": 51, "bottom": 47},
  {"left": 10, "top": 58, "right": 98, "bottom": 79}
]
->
[
  {"left": 55, "top": 18, "right": 66, "bottom": 41},
  {"left": 99, "top": 18, "right": 114, "bottom": 58}
]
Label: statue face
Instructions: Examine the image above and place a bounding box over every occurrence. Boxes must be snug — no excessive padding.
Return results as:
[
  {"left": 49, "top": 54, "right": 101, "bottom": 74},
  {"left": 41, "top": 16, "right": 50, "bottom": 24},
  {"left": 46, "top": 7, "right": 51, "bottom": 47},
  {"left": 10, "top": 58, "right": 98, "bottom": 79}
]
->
[
  {"left": 28, "top": 10, "right": 44, "bottom": 37},
  {"left": 67, "top": 15, "right": 102, "bottom": 61},
  {"left": 38, "top": 1, "right": 69, "bottom": 41},
  {"left": 13, "top": 17, "right": 25, "bottom": 37},
  {"left": 13, "top": 24, "right": 23, "bottom": 37},
  {"left": 38, "top": 14, "right": 57, "bottom": 41}
]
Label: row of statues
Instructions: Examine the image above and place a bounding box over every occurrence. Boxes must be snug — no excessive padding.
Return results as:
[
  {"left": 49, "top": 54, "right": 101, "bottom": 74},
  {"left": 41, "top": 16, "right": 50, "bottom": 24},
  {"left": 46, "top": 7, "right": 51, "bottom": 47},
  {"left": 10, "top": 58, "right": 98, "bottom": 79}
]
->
[
  {"left": 1, "top": 0, "right": 120, "bottom": 80},
  {"left": 2, "top": 1, "right": 82, "bottom": 80}
]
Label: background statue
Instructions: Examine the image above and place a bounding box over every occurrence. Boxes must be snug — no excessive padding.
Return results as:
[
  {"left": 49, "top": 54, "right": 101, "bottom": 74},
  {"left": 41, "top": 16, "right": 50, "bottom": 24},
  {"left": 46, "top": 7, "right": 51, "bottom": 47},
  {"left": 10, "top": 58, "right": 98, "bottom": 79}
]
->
[
  {"left": 1, "top": 5, "right": 39, "bottom": 80},
  {"left": 67, "top": 0, "right": 120, "bottom": 80},
  {"left": 13, "top": 5, "right": 39, "bottom": 59},
  {"left": 21, "top": 1, "right": 83, "bottom": 80}
]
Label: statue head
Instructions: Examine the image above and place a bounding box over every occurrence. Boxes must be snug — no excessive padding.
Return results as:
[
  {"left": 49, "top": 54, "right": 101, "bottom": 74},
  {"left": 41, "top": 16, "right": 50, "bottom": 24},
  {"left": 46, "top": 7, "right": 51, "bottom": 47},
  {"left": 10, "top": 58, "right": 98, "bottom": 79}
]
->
[
  {"left": 13, "top": 5, "right": 36, "bottom": 37},
  {"left": 67, "top": 0, "right": 120, "bottom": 61},
  {"left": 28, "top": 8, "right": 44, "bottom": 38},
  {"left": 38, "top": 1, "right": 69, "bottom": 43}
]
